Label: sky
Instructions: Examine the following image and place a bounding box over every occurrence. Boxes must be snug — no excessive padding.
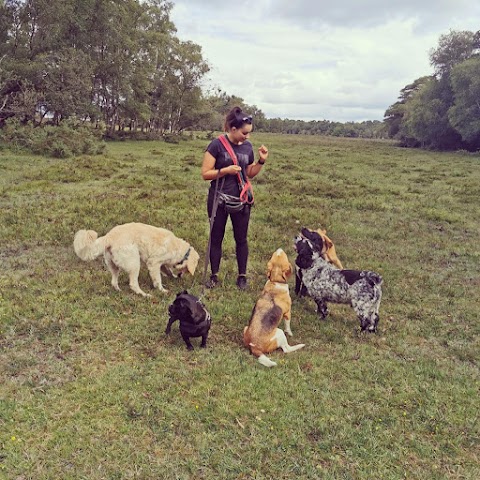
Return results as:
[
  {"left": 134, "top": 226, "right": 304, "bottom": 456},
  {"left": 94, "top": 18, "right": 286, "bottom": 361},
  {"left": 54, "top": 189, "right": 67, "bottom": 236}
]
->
[{"left": 170, "top": 0, "right": 480, "bottom": 123}]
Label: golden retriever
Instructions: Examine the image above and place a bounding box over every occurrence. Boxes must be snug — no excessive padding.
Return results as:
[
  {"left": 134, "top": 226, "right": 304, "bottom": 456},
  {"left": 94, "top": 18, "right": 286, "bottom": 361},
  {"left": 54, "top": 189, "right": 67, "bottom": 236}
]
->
[
  {"left": 73, "top": 222, "right": 199, "bottom": 297},
  {"left": 243, "top": 249, "right": 305, "bottom": 367}
]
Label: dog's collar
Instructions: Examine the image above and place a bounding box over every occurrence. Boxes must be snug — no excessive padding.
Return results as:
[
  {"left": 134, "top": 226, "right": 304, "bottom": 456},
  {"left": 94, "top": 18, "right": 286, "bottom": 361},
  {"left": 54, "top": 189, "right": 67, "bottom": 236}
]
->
[
  {"left": 196, "top": 300, "right": 211, "bottom": 323},
  {"left": 267, "top": 281, "right": 289, "bottom": 291},
  {"left": 175, "top": 247, "right": 191, "bottom": 266}
]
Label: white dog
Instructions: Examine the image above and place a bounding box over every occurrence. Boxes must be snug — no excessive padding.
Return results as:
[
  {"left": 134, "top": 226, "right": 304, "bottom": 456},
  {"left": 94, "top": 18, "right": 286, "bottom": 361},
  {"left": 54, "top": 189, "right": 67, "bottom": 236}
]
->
[{"left": 73, "top": 222, "right": 200, "bottom": 297}]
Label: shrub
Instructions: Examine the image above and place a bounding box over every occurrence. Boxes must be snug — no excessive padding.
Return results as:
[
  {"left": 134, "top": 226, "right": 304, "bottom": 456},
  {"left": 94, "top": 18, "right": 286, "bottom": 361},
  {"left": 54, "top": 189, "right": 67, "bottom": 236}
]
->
[
  {"left": 0, "top": 119, "right": 106, "bottom": 158},
  {"left": 104, "top": 130, "right": 165, "bottom": 141}
]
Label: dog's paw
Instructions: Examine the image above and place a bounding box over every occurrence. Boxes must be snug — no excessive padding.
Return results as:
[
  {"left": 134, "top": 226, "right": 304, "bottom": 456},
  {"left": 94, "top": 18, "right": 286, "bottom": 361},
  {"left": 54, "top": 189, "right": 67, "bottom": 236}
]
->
[
  {"left": 130, "top": 286, "right": 151, "bottom": 297},
  {"left": 317, "top": 306, "right": 328, "bottom": 319},
  {"left": 285, "top": 329, "right": 293, "bottom": 337},
  {"left": 258, "top": 355, "right": 277, "bottom": 367}
]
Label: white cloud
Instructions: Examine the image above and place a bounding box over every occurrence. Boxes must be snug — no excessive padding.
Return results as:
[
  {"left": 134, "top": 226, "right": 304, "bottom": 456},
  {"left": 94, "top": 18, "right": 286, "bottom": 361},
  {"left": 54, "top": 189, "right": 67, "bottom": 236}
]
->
[{"left": 170, "top": 0, "right": 480, "bottom": 122}]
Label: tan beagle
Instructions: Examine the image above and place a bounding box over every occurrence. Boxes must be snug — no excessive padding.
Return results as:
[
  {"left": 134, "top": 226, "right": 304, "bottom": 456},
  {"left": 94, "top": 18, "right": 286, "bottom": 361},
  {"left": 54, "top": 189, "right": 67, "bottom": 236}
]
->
[{"left": 243, "top": 249, "right": 305, "bottom": 367}]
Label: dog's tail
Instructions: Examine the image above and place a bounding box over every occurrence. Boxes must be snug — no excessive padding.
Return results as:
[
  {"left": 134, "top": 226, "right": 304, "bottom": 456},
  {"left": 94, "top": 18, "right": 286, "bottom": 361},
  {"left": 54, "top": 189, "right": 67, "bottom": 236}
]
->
[
  {"left": 73, "top": 229, "right": 106, "bottom": 261},
  {"left": 366, "top": 272, "right": 383, "bottom": 287}
]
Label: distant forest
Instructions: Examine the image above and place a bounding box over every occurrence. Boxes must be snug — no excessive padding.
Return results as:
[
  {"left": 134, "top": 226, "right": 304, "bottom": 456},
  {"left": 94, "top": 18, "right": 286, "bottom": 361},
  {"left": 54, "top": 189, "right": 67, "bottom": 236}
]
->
[{"left": 1, "top": 0, "right": 479, "bottom": 150}]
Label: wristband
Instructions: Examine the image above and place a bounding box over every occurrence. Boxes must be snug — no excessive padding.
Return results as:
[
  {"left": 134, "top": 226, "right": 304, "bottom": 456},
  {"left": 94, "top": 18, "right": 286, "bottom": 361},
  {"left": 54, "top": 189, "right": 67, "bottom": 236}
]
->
[{"left": 258, "top": 159, "right": 265, "bottom": 165}]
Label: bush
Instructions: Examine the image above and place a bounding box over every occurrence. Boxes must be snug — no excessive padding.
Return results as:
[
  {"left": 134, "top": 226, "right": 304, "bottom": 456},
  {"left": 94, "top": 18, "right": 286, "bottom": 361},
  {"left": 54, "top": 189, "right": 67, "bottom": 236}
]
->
[
  {"left": 104, "top": 130, "right": 190, "bottom": 143},
  {"left": 104, "top": 130, "right": 164, "bottom": 141},
  {"left": 0, "top": 119, "right": 106, "bottom": 158}
]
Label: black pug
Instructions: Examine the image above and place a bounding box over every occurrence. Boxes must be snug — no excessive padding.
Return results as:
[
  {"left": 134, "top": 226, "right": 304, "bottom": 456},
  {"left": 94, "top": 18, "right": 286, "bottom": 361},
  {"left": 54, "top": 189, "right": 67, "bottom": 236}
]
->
[
  {"left": 165, "top": 291, "right": 212, "bottom": 350},
  {"left": 294, "top": 227, "right": 382, "bottom": 332}
]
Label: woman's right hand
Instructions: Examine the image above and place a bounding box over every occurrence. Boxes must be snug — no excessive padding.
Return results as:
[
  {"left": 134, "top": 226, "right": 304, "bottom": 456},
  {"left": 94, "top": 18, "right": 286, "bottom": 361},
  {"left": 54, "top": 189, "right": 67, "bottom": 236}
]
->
[
  {"left": 223, "top": 165, "right": 242, "bottom": 175},
  {"left": 202, "top": 151, "right": 242, "bottom": 180}
]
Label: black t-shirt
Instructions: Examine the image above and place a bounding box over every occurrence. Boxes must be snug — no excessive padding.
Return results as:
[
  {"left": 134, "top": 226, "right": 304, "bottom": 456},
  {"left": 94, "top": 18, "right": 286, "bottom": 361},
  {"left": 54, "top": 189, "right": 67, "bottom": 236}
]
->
[{"left": 206, "top": 135, "right": 254, "bottom": 197}]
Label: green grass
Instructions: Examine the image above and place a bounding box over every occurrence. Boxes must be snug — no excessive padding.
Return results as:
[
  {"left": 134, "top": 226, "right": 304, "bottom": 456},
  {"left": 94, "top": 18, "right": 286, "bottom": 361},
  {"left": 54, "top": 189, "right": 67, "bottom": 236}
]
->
[{"left": 1, "top": 134, "right": 479, "bottom": 479}]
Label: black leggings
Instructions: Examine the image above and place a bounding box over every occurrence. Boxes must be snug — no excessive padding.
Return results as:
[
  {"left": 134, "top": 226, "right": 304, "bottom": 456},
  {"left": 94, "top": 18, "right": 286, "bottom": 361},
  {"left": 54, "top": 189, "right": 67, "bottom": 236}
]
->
[{"left": 207, "top": 193, "right": 251, "bottom": 276}]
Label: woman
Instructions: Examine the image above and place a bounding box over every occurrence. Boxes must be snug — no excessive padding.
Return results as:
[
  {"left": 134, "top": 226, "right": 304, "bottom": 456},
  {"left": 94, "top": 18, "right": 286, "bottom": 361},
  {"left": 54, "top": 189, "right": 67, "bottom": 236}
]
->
[{"left": 201, "top": 106, "right": 269, "bottom": 290}]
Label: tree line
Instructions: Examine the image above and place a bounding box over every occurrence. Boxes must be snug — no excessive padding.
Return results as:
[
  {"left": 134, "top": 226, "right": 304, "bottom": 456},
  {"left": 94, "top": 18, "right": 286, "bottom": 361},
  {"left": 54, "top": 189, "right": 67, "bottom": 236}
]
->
[
  {"left": 384, "top": 29, "right": 480, "bottom": 151},
  {"left": 1, "top": 1, "right": 479, "bottom": 149},
  {"left": 0, "top": 0, "right": 213, "bottom": 135},
  {"left": 0, "top": 0, "right": 385, "bottom": 140}
]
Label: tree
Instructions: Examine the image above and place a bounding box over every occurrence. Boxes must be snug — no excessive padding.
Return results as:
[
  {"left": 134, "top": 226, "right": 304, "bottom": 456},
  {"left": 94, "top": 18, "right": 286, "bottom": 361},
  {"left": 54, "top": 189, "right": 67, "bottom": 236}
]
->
[
  {"left": 384, "top": 29, "right": 480, "bottom": 150},
  {"left": 38, "top": 48, "right": 94, "bottom": 124},
  {"left": 401, "top": 76, "right": 462, "bottom": 149},
  {"left": 430, "top": 30, "right": 479, "bottom": 77},
  {"left": 196, "top": 91, "right": 263, "bottom": 132},
  {"left": 149, "top": 38, "right": 209, "bottom": 133},
  {"left": 0, "top": 0, "right": 213, "bottom": 134},
  {"left": 384, "top": 76, "right": 432, "bottom": 139},
  {"left": 448, "top": 57, "right": 480, "bottom": 148}
]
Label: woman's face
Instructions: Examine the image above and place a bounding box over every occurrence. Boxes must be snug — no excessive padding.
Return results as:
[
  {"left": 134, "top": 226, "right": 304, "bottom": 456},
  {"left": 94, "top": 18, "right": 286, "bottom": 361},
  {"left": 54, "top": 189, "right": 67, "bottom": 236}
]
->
[{"left": 229, "top": 123, "right": 253, "bottom": 144}]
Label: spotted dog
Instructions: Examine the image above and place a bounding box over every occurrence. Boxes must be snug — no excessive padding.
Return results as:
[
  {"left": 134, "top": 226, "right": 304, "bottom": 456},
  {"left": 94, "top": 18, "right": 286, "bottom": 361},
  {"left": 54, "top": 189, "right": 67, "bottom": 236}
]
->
[
  {"left": 294, "top": 227, "right": 382, "bottom": 332},
  {"left": 295, "top": 227, "right": 343, "bottom": 297}
]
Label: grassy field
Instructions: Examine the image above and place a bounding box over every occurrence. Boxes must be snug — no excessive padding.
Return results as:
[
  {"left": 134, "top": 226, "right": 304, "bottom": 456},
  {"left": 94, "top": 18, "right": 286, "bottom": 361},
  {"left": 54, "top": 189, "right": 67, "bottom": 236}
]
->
[{"left": 0, "top": 133, "right": 479, "bottom": 479}]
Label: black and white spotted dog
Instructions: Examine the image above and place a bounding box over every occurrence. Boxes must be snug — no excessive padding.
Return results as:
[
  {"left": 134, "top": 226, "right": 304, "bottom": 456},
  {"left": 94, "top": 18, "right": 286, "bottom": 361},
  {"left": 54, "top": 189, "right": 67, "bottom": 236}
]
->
[{"left": 294, "top": 227, "right": 382, "bottom": 332}]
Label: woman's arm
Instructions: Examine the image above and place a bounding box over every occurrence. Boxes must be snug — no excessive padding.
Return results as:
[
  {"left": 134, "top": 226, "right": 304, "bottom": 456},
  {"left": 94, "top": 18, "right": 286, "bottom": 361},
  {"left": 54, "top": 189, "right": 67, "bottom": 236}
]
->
[
  {"left": 246, "top": 144, "right": 269, "bottom": 179},
  {"left": 246, "top": 162, "right": 263, "bottom": 178},
  {"left": 201, "top": 150, "right": 241, "bottom": 181}
]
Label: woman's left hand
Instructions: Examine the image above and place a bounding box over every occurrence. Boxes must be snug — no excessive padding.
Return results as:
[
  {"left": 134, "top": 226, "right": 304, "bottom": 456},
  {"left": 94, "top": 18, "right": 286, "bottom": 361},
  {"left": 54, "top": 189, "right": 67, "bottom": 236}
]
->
[{"left": 258, "top": 145, "right": 269, "bottom": 162}]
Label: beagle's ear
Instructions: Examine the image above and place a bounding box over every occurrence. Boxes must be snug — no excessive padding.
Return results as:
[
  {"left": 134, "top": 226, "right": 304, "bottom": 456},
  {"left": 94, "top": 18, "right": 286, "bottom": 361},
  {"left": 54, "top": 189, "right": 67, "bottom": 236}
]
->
[
  {"left": 323, "top": 235, "right": 333, "bottom": 250},
  {"left": 266, "top": 260, "right": 273, "bottom": 279},
  {"left": 282, "top": 262, "right": 293, "bottom": 281}
]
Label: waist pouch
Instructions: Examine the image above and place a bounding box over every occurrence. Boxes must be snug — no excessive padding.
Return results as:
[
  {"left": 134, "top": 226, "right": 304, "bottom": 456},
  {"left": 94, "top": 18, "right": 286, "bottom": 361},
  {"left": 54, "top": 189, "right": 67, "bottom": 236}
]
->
[{"left": 217, "top": 192, "right": 248, "bottom": 214}]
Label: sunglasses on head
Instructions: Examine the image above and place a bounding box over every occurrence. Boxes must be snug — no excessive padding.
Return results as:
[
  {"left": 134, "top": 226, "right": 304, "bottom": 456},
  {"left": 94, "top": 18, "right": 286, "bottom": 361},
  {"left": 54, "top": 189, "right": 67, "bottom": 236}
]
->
[{"left": 233, "top": 114, "right": 252, "bottom": 127}]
